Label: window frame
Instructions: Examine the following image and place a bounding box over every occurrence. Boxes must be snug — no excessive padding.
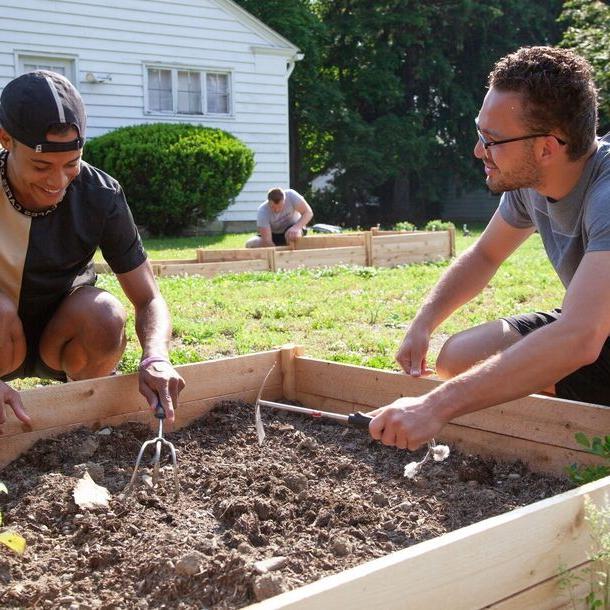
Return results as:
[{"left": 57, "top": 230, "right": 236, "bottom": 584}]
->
[
  {"left": 15, "top": 51, "right": 78, "bottom": 84},
  {"left": 143, "top": 64, "right": 233, "bottom": 118}
]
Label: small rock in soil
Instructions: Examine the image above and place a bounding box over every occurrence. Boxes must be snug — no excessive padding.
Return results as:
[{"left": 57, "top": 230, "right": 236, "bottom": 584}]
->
[
  {"left": 237, "top": 542, "right": 252, "bottom": 554},
  {"left": 175, "top": 552, "right": 205, "bottom": 576},
  {"left": 73, "top": 462, "right": 105, "bottom": 482},
  {"left": 73, "top": 437, "right": 99, "bottom": 462},
  {"left": 253, "top": 556, "right": 287, "bottom": 574},
  {"left": 252, "top": 573, "right": 288, "bottom": 601},
  {"left": 331, "top": 539, "right": 351, "bottom": 557},
  {"left": 283, "top": 473, "right": 308, "bottom": 493},
  {"left": 372, "top": 491, "right": 389, "bottom": 506}
]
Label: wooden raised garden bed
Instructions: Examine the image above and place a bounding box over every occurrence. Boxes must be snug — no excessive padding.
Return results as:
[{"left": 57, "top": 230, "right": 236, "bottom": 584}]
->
[
  {"left": 1, "top": 346, "right": 609, "bottom": 608},
  {"left": 94, "top": 230, "right": 455, "bottom": 277}
]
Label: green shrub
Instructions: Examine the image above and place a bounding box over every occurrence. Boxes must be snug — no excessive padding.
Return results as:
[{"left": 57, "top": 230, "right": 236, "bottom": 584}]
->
[
  {"left": 392, "top": 220, "right": 416, "bottom": 231},
  {"left": 424, "top": 219, "right": 455, "bottom": 232},
  {"left": 84, "top": 123, "right": 254, "bottom": 236}
]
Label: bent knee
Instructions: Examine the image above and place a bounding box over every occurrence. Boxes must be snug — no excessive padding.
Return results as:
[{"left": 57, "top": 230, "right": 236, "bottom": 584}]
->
[
  {"left": 90, "top": 292, "right": 127, "bottom": 334},
  {"left": 435, "top": 334, "right": 472, "bottom": 380},
  {"left": 0, "top": 293, "right": 19, "bottom": 322}
]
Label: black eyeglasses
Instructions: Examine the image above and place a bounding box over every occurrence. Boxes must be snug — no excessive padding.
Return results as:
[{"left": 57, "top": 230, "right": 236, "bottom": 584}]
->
[{"left": 475, "top": 120, "right": 567, "bottom": 150}]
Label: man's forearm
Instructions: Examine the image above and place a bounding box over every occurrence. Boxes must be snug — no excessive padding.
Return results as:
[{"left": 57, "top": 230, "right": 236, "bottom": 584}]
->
[
  {"left": 428, "top": 319, "right": 595, "bottom": 422},
  {"left": 294, "top": 209, "right": 313, "bottom": 230},
  {"left": 135, "top": 296, "right": 172, "bottom": 359},
  {"left": 412, "top": 245, "right": 500, "bottom": 332}
]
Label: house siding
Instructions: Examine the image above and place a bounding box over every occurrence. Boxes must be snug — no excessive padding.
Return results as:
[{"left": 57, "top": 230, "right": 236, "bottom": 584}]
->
[{"left": 0, "top": 0, "right": 299, "bottom": 224}]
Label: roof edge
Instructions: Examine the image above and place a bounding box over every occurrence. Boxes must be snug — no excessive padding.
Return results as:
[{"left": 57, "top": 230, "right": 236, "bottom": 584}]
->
[{"left": 216, "top": 0, "right": 301, "bottom": 55}]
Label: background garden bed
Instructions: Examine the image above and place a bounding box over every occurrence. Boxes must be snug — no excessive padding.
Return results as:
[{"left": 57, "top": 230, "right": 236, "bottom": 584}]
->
[{"left": 94, "top": 230, "right": 454, "bottom": 277}]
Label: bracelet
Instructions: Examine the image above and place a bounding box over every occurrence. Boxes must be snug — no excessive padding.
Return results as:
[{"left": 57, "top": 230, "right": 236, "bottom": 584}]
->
[{"left": 139, "top": 356, "right": 171, "bottom": 370}]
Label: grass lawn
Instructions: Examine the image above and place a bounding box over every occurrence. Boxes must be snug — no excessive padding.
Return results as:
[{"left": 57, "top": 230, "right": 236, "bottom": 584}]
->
[{"left": 90, "top": 228, "right": 564, "bottom": 376}]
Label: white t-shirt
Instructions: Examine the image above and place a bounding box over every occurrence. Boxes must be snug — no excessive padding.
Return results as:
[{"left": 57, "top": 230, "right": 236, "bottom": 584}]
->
[{"left": 256, "top": 189, "right": 305, "bottom": 233}]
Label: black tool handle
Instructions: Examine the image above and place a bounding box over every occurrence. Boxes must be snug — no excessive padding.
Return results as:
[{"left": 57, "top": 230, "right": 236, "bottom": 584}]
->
[
  {"left": 348, "top": 412, "right": 373, "bottom": 430},
  {"left": 154, "top": 400, "right": 166, "bottom": 420}
]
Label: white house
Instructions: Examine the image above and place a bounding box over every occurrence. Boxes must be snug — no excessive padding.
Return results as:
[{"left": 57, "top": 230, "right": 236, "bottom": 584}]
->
[{"left": 0, "top": 0, "right": 301, "bottom": 230}]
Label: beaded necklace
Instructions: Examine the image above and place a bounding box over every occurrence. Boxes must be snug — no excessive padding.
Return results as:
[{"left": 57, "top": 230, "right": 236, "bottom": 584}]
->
[{"left": 0, "top": 150, "right": 58, "bottom": 217}]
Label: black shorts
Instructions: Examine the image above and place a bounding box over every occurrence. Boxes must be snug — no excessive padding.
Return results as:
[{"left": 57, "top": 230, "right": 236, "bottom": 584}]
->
[
  {"left": 1, "top": 287, "right": 92, "bottom": 382},
  {"left": 503, "top": 308, "right": 610, "bottom": 406},
  {"left": 268, "top": 226, "right": 308, "bottom": 246}
]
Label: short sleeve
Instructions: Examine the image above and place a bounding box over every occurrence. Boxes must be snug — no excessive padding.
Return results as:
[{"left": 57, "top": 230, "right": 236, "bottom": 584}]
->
[
  {"left": 99, "top": 185, "right": 147, "bottom": 274},
  {"left": 257, "top": 203, "right": 270, "bottom": 228},
  {"left": 498, "top": 190, "right": 534, "bottom": 229},
  {"left": 584, "top": 179, "right": 610, "bottom": 253}
]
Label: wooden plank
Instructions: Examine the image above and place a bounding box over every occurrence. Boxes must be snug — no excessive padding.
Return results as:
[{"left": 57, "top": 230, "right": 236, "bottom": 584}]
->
[
  {"left": 439, "top": 423, "right": 602, "bottom": 476},
  {"left": 2, "top": 351, "right": 283, "bottom": 440},
  {"left": 372, "top": 232, "right": 451, "bottom": 266},
  {"left": 486, "top": 563, "right": 590, "bottom": 609},
  {"left": 294, "top": 390, "right": 600, "bottom": 476},
  {"left": 294, "top": 358, "right": 610, "bottom": 453},
  {"left": 275, "top": 246, "right": 366, "bottom": 270},
  {"left": 246, "top": 477, "right": 610, "bottom": 610},
  {"left": 364, "top": 231, "right": 373, "bottom": 267},
  {"left": 281, "top": 344, "right": 304, "bottom": 401},
  {"left": 448, "top": 227, "right": 456, "bottom": 257},
  {"left": 372, "top": 231, "right": 449, "bottom": 246},
  {"left": 267, "top": 247, "right": 276, "bottom": 273},
  {"left": 197, "top": 248, "right": 271, "bottom": 262},
  {"left": 156, "top": 259, "right": 269, "bottom": 277},
  {"left": 95, "top": 259, "right": 197, "bottom": 273},
  {"left": 293, "top": 234, "right": 365, "bottom": 250}
]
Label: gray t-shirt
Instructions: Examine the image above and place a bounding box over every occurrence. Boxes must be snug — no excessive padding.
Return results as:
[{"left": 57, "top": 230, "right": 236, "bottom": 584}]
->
[
  {"left": 256, "top": 189, "right": 305, "bottom": 233},
  {"left": 499, "top": 134, "right": 610, "bottom": 288}
]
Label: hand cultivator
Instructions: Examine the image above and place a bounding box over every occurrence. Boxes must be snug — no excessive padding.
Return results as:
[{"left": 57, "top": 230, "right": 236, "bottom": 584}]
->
[
  {"left": 126, "top": 401, "right": 179, "bottom": 498},
  {"left": 254, "top": 364, "right": 372, "bottom": 445}
]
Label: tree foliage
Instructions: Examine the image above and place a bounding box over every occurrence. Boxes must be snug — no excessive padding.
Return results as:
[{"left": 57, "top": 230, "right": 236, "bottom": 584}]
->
[
  {"left": 560, "top": 0, "right": 610, "bottom": 133},
  {"left": 238, "top": 1, "right": 563, "bottom": 225},
  {"left": 233, "top": 0, "right": 340, "bottom": 187}
]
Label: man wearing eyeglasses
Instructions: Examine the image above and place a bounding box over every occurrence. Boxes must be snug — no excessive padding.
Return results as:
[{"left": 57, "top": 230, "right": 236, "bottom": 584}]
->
[{"left": 368, "top": 46, "right": 610, "bottom": 450}]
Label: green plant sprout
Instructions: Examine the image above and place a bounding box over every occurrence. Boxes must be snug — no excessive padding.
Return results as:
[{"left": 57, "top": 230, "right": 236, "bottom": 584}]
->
[
  {"left": 567, "top": 433, "right": 610, "bottom": 485},
  {"left": 0, "top": 481, "right": 26, "bottom": 554}
]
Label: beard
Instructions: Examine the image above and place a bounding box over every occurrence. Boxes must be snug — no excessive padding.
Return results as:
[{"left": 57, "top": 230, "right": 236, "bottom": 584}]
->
[{"left": 485, "top": 145, "right": 543, "bottom": 194}]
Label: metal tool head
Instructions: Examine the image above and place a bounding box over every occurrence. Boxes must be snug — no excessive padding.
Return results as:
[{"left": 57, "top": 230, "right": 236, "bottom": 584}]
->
[
  {"left": 254, "top": 363, "right": 276, "bottom": 446},
  {"left": 126, "top": 401, "right": 179, "bottom": 499}
]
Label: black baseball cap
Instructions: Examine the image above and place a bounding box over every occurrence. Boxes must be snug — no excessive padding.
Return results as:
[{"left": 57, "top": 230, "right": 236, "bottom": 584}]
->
[{"left": 0, "top": 70, "right": 86, "bottom": 153}]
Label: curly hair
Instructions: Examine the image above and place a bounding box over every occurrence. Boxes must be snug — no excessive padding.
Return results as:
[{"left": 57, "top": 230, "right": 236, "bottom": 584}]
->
[{"left": 489, "top": 46, "right": 598, "bottom": 160}]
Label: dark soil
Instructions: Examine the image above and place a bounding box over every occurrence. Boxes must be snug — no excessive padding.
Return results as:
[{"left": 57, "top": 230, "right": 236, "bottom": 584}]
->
[{"left": 0, "top": 400, "right": 571, "bottom": 609}]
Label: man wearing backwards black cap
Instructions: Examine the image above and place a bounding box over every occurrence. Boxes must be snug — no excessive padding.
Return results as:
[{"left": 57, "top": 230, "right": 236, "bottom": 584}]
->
[{"left": 0, "top": 70, "right": 185, "bottom": 430}]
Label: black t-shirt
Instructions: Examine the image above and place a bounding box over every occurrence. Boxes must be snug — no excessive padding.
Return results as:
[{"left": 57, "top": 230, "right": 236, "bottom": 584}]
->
[{"left": 0, "top": 150, "right": 147, "bottom": 315}]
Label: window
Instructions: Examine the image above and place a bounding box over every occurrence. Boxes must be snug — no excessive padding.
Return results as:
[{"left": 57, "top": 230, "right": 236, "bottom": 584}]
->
[
  {"left": 207, "top": 73, "right": 230, "bottom": 114},
  {"left": 146, "top": 67, "right": 231, "bottom": 116},
  {"left": 148, "top": 68, "right": 173, "bottom": 112},
  {"left": 18, "top": 55, "right": 76, "bottom": 83}
]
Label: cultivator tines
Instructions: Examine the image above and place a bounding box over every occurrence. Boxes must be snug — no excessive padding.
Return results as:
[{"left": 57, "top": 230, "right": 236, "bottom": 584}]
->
[{"left": 126, "top": 401, "right": 179, "bottom": 499}]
